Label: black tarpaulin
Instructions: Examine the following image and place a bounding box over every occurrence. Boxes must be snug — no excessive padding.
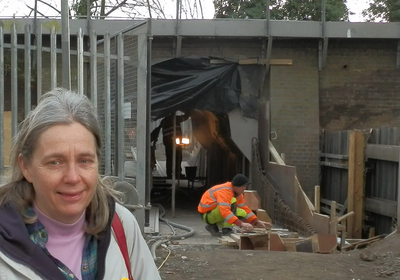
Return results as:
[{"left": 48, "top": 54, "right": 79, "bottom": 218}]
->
[{"left": 151, "top": 57, "right": 241, "bottom": 120}]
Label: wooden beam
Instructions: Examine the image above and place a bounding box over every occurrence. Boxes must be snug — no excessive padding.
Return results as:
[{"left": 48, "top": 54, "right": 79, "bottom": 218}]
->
[
  {"left": 337, "top": 211, "right": 354, "bottom": 223},
  {"left": 329, "top": 200, "right": 337, "bottom": 235},
  {"left": 315, "top": 185, "right": 320, "bottom": 213},
  {"left": 347, "top": 130, "right": 365, "bottom": 239},
  {"left": 210, "top": 58, "right": 293, "bottom": 66}
]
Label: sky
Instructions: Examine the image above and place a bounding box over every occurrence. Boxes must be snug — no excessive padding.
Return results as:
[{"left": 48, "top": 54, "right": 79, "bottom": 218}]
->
[{"left": 0, "top": 0, "right": 370, "bottom": 21}]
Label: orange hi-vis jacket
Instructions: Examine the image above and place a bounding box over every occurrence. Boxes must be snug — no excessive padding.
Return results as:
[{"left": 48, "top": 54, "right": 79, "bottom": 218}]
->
[{"left": 198, "top": 181, "right": 257, "bottom": 225}]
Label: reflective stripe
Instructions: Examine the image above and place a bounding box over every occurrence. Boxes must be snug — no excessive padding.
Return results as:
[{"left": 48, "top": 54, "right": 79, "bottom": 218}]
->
[
  {"left": 246, "top": 212, "right": 255, "bottom": 219},
  {"left": 237, "top": 203, "right": 246, "bottom": 207},
  {"left": 199, "top": 202, "right": 216, "bottom": 208},
  {"left": 218, "top": 202, "right": 230, "bottom": 207},
  {"left": 225, "top": 213, "right": 235, "bottom": 221},
  {"left": 209, "top": 186, "right": 232, "bottom": 201}
]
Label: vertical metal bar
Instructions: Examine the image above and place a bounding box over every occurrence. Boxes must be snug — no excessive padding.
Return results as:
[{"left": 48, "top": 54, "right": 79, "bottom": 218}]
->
[
  {"left": 104, "top": 32, "right": 111, "bottom": 175},
  {"left": 136, "top": 32, "right": 148, "bottom": 231},
  {"left": 24, "top": 24, "right": 32, "bottom": 117},
  {"left": 11, "top": 23, "right": 18, "bottom": 138},
  {"left": 61, "top": 0, "right": 71, "bottom": 89},
  {"left": 397, "top": 40, "right": 400, "bottom": 70},
  {"left": 172, "top": 112, "right": 177, "bottom": 217},
  {"left": 321, "top": 0, "right": 326, "bottom": 23},
  {"left": 0, "top": 23, "right": 4, "bottom": 175},
  {"left": 50, "top": 26, "right": 57, "bottom": 89},
  {"left": 145, "top": 19, "right": 153, "bottom": 227},
  {"left": 117, "top": 33, "right": 124, "bottom": 180},
  {"left": 175, "top": 0, "right": 181, "bottom": 58},
  {"left": 265, "top": 0, "right": 270, "bottom": 34},
  {"left": 90, "top": 30, "right": 97, "bottom": 114},
  {"left": 36, "top": 24, "right": 42, "bottom": 100},
  {"left": 77, "top": 28, "right": 84, "bottom": 94},
  {"left": 397, "top": 149, "right": 400, "bottom": 232}
]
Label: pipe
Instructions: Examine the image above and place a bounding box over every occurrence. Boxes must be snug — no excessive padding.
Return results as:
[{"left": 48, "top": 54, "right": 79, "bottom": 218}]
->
[{"left": 148, "top": 204, "right": 195, "bottom": 260}]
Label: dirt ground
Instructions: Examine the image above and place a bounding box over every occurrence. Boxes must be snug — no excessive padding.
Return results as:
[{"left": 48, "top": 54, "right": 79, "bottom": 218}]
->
[{"left": 155, "top": 231, "right": 400, "bottom": 280}]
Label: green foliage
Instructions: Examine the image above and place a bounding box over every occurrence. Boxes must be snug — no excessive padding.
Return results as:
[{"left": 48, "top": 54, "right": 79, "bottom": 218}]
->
[
  {"left": 71, "top": 0, "right": 96, "bottom": 18},
  {"left": 362, "top": 0, "right": 400, "bottom": 22},
  {"left": 214, "top": 0, "right": 349, "bottom": 21}
]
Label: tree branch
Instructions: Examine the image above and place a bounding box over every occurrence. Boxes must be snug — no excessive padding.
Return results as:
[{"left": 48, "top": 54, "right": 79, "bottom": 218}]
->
[
  {"left": 25, "top": 4, "right": 50, "bottom": 18},
  {"left": 105, "top": 0, "right": 129, "bottom": 16},
  {"left": 36, "top": 0, "right": 61, "bottom": 14}
]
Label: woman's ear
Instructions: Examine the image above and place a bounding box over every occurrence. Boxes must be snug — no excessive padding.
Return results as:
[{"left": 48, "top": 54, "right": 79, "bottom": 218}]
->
[{"left": 18, "top": 154, "right": 32, "bottom": 183}]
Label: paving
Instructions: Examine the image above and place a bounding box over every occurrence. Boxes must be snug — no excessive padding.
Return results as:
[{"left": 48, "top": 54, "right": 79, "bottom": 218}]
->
[{"left": 147, "top": 178, "right": 220, "bottom": 247}]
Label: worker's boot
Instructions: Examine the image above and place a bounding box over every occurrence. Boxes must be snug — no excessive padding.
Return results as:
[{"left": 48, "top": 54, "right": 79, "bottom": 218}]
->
[
  {"left": 221, "top": 228, "right": 233, "bottom": 236},
  {"left": 205, "top": 224, "right": 220, "bottom": 237}
]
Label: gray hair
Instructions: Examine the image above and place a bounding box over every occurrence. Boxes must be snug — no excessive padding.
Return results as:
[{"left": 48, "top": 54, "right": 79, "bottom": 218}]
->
[{"left": 0, "top": 88, "right": 117, "bottom": 236}]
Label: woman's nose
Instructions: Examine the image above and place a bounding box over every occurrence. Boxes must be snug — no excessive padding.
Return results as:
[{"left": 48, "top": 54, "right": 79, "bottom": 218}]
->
[{"left": 64, "top": 164, "right": 81, "bottom": 184}]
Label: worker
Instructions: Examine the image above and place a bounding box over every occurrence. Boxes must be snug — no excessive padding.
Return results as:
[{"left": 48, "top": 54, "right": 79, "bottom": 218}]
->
[
  {"left": 151, "top": 111, "right": 190, "bottom": 178},
  {"left": 198, "top": 174, "right": 272, "bottom": 236}
]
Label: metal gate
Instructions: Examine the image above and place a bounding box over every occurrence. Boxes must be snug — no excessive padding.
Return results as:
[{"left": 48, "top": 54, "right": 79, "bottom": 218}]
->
[{"left": 0, "top": 19, "right": 149, "bottom": 228}]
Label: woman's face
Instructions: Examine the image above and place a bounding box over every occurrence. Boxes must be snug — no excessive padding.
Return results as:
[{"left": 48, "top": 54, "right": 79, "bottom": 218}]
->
[{"left": 19, "top": 122, "right": 98, "bottom": 224}]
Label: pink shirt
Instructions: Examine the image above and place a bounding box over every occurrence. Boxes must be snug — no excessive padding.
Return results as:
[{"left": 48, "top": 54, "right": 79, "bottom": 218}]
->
[{"left": 34, "top": 205, "right": 86, "bottom": 280}]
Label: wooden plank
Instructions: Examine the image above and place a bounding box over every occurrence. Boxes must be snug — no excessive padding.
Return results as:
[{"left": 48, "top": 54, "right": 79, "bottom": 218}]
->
[
  {"left": 239, "top": 234, "right": 269, "bottom": 250},
  {"left": 342, "top": 234, "right": 386, "bottom": 251},
  {"left": 244, "top": 190, "right": 261, "bottom": 211},
  {"left": 337, "top": 211, "right": 354, "bottom": 223},
  {"left": 315, "top": 185, "right": 320, "bottom": 213},
  {"left": 283, "top": 241, "right": 297, "bottom": 252},
  {"left": 312, "top": 213, "right": 330, "bottom": 234},
  {"left": 239, "top": 58, "right": 292, "bottom": 65},
  {"left": 219, "top": 236, "right": 238, "bottom": 246},
  {"left": 239, "top": 236, "right": 254, "bottom": 250},
  {"left": 330, "top": 201, "right": 337, "bottom": 235},
  {"left": 312, "top": 234, "right": 337, "bottom": 254},
  {"left": 339, "top": 199, "right": 348, "bottom": 216},
  {"left": 269, "top": 140, "right": 315, "bottom": 225},
  {"left": 347, "top": 130, "right": 365, "bottom": 238},
  {"left": 210, "top": 58, "right": 292, "bottom": 66},
  {"left": 255, "top": 209, "right": 272, "bottom": 223},
  {"left": 230, "top": 234, "right": 241, "bottom": 243},
  {"left": 368, "top": 228, "right": 375, "bottom": 238},
  {"left": 269, "top": 233, "right": 285, "bottom": 251}
]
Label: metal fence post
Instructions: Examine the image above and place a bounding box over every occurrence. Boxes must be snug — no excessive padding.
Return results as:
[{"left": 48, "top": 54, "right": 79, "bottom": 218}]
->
[{"left": 0, "top": 23, "right": 4, "bottom": 175}]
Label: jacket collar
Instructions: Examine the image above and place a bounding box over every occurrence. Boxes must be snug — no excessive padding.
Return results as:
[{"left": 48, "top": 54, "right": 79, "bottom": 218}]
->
[{"left": 0, "top": 198, "right": 115, "bottom": 280}]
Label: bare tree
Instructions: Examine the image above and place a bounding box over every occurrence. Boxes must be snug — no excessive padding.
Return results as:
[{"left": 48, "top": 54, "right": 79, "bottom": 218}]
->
[{"left": 24, "top": 0, "right": 205, "bottom": 19}]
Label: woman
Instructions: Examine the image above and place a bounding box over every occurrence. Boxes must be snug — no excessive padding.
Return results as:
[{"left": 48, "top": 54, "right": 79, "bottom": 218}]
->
[{"left": 0, "top": 88, "right": 161, "bottom": 279}]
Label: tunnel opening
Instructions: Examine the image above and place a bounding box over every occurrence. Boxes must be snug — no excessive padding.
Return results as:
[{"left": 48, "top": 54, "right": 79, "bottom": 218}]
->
[
  {"left": 150, "top": 109, "right": 251, "bottom": 209},
  {"left": 149, "top": 56, "right": 260, "bottom": 211}
]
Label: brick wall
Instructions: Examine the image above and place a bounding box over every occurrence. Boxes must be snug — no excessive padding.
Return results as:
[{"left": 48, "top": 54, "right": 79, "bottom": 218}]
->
[
  {"left": 320, "top": 39, "right": 400, "bottom": 130},
  {"left": 270, "top": 39, "right": 320, "bottom": 197}
]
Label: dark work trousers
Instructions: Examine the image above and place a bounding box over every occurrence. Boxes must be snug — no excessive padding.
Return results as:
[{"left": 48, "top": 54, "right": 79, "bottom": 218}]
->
[{"left": 164, "top": 137, "right": 183, "bottom": 178}]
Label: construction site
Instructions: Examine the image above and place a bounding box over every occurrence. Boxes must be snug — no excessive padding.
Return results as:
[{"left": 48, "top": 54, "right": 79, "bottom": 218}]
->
[{"left": 2, "top": 2, "right": 400, "bottom": 278}]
